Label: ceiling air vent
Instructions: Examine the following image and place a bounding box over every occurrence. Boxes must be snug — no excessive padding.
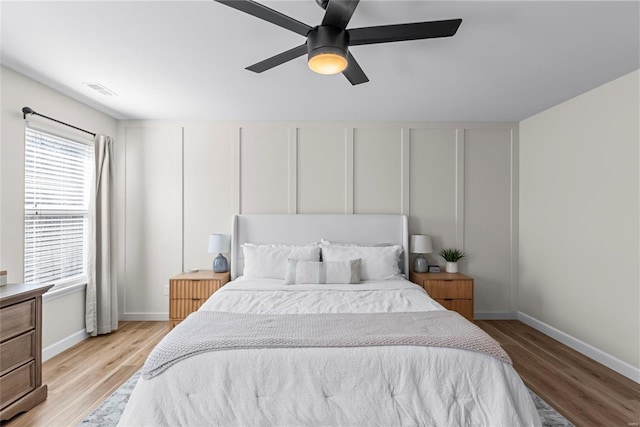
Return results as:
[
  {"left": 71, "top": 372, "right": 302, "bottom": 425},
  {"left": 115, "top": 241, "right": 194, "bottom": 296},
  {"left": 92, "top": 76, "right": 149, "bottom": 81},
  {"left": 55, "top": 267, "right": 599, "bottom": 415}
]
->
[{"left": 83, "top": 82, "right": 117, "bottom": 96}]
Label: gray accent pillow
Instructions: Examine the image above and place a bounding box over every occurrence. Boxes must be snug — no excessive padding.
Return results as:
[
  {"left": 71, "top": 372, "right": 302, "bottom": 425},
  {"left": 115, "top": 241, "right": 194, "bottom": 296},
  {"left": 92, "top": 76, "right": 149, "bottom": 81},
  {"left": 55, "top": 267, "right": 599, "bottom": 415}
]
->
[{"left": 284, "top": 259, "right": 362, "bottom": 285}]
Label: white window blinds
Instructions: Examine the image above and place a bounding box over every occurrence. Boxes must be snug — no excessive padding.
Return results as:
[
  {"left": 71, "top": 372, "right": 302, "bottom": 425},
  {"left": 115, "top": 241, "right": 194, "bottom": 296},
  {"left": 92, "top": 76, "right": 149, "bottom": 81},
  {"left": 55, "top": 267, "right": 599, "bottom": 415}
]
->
[{"left": 24, "top": 127, "right": 94, "bottom": 287}]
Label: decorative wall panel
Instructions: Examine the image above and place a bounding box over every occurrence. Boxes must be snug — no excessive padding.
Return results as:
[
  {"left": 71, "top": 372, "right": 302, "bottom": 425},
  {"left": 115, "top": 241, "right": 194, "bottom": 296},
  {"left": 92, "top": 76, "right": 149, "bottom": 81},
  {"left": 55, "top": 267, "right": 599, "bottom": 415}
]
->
[
  {"left": 353, "top": 127, "right": 402, "bottom": 214},
  {"left": 183, "top": 125, "right": 234, "bottom": 270},
  {"left": 124, "top": 126, "right": 182, "bottom": 315}
]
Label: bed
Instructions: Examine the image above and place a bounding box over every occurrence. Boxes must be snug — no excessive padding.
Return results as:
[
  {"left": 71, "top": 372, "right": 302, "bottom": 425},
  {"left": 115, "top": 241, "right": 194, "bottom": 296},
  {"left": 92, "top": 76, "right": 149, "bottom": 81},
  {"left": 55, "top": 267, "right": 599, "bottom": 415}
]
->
[{"left": 118, "top": 214, "right": 541, "bottom": 426}]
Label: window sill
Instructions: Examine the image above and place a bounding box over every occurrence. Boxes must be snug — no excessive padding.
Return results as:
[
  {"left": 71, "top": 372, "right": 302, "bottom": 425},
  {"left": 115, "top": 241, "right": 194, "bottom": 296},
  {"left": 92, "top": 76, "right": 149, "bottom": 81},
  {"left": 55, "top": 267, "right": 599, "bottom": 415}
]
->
[{"left": 43, "top": 282, "right": 87, "bottom": 303}]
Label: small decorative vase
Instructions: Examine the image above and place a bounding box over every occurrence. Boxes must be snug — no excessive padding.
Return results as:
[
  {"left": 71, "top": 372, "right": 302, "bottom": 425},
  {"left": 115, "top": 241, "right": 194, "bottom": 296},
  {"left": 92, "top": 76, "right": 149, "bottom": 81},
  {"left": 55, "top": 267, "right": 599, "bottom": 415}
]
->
[
  {"left": 413, "top": 254, "right": 428, "bottom": 273},
  {"left": 445, "top": 261, "right": 458, "bottom": 273},
  {"left": 213, "top": 253, "right": 228, "bottom": 273}
]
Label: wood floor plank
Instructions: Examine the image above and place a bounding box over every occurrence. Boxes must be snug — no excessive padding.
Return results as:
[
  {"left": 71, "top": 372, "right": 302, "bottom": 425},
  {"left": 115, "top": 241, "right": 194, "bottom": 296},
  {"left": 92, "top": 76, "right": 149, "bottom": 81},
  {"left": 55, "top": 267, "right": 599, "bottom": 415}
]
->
[{"left": 2, "top": 320, "right": 638, "bottom": 426}]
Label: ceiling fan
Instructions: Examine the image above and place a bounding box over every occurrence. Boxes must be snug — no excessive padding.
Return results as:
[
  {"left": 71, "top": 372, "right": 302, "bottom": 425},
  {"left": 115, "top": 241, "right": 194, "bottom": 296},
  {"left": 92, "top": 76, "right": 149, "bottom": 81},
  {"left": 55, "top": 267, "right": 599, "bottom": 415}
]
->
[{"left": 214, "top": 0, "right": 462, "bottom": 85}]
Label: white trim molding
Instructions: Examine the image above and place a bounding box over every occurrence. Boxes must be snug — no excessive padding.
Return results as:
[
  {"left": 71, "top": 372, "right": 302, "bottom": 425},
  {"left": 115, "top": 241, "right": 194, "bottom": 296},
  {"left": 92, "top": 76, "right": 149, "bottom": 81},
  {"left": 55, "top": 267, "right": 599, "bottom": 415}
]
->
[
  {"left": 120, "top": 312, "right": 169, "bottom": 321},
  {"left": 518, "top": 311, "right": 640, "bottom": 383},
  {"left": 474, "top": 311, "right": 517, "bottom": 320},
  {"left": 42, "top": 329, "right": 89, "bottom": 362}
]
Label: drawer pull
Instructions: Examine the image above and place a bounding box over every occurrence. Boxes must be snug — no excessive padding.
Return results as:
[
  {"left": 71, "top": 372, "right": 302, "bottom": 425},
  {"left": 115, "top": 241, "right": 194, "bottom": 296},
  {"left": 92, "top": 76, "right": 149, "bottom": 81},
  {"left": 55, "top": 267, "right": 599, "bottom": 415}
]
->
[
  {"left": 444, "top": 279, "right": 453, "bottom": 282},
  {"left": 444, "top": 298, "right": 453, "bottom": 301},
  {"left": 191, "top": 298, "right": 200, "bottom": 301}
]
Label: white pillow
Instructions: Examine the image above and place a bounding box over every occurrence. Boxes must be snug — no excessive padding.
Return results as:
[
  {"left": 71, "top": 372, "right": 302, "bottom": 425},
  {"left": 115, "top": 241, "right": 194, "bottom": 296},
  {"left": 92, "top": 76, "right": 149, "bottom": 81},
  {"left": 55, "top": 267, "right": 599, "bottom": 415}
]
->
[
  {"left": 321, "top": 244, "right": 402, "bottom": 281},
  {"left": 284, "top": 259, "right": 361, "bottom": 285},
  {"left": 242, "top": 243, "right": 320, "bottom": 280},
  {"left": 320, "top": 238, "right": 393, "bottom": 247}
]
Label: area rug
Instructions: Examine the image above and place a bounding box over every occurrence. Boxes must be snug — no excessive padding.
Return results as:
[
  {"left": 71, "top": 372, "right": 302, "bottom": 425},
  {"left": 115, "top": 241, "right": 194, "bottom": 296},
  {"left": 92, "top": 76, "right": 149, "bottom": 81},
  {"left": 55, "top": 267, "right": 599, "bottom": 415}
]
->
[{"left": 80, "top": 370, "right": 574, "bottom": 426}]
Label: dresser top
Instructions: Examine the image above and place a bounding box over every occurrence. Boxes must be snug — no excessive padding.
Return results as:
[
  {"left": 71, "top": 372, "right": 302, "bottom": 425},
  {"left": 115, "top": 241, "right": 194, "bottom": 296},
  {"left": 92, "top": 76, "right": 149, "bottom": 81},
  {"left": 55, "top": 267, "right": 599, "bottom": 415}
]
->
[{"left": 0, "top": 283, "right": 54, "bottom": 307}]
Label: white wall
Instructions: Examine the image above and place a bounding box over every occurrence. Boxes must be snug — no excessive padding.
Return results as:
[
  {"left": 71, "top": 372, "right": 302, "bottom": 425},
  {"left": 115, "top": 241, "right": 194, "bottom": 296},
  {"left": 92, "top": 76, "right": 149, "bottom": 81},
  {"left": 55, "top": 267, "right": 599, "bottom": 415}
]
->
[
  {"left": 519, "top": 70, "right": 639, "bottom": 376},
  {"left": 117, "top": 120, "right": 519, "bottom": 320},
  {"left": 0, "top": 66, "right": 117, "bottom": 354}
]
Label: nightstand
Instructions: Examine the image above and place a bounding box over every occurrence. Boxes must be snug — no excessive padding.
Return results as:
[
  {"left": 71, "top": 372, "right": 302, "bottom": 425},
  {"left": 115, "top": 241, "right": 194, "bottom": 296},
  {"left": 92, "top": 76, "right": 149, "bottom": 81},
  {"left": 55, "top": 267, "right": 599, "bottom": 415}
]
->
[
  {"left": 169, "top": 271, "right": 230, "bottom": 329},
  {"left": 409, "top": 271, "right": 474, "bottom": 321}
]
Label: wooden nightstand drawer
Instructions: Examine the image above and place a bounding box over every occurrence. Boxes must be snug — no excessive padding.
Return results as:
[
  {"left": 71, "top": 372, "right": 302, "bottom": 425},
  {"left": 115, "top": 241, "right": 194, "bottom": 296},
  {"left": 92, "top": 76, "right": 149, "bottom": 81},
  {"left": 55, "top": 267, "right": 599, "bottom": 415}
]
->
[
  {"left": 422, "top": 280, "right": 472, "bottom": 299},
  {"left": 0, "top": 332, "right": 35, "bottom": 376},
  {"left": 170, "top": 280, "right": 224, "bottom": 301},
  {"left": 0, "top": 300, "right": 35, "bottom": 341}
]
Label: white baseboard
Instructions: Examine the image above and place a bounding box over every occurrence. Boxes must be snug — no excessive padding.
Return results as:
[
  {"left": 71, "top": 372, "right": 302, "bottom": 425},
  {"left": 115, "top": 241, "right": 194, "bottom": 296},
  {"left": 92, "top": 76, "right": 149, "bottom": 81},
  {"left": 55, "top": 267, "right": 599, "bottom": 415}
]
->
[
  {"left": 120, "top": 312, "right": 168, "bottom": 321},
  {"left": 42, "top": 329, "right": 89, "bottom": 362},
  {"left": 474, "top": 311, "right": 517, "bottom": 320},
  {"left": 517, "top": 311, "right": 640, "bottom": 384}
]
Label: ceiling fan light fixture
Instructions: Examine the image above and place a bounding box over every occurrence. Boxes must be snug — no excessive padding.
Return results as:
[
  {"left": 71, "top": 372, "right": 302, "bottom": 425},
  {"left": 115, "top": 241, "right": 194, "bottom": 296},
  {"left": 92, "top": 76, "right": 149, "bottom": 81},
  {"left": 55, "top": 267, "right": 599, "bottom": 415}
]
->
[
  {"left": 307, "top": 26, "right": 349, "bottom": 75},
  {"left": 308, "top": 50, "right": 348, "bottom": 75}
]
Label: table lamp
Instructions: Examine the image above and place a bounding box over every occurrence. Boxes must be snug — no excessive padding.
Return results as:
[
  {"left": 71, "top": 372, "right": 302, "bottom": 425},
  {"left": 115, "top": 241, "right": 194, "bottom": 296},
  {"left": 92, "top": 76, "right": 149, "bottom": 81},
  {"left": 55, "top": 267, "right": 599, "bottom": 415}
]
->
[
  {"left": 410, "top": 235, "right": 433, "bottom": 273},
  {"left": 208, "top": 234, "right": 231, "bottom": 273}
]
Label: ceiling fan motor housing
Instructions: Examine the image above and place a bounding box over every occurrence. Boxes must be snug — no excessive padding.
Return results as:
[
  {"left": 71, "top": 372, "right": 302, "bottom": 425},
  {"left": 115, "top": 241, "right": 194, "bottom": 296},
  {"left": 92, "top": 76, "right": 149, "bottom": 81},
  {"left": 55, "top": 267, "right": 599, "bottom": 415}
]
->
[{"left": 307, "top": 26, "right": 349, "bottom": 62}]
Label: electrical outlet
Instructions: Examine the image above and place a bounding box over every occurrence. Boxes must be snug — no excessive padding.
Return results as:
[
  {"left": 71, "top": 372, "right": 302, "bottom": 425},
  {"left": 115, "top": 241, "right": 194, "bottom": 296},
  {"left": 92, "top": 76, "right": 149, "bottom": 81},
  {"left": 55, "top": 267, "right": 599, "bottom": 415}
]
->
[{"left": 163, "top": 284, "right": 169, "bottom": 296}]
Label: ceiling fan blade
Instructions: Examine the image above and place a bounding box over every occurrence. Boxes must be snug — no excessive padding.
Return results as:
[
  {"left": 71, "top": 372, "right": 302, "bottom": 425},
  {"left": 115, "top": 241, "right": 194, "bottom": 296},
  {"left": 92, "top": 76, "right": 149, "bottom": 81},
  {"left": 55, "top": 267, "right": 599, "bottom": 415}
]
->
[
  {"left": 246, "top": 43, "right": 308, "bottom": 73},
  {"left": 348, "top": 19, "right": 462, "bottom": 46},
  {"left": 321, "top": 0, "right": 360, "bottom": 29},
  {"left": 342, "top": 52, "right": 369, "bottom": 85},
  {"left": 214, "top": 0, "right": 312, "bottom": 37}
]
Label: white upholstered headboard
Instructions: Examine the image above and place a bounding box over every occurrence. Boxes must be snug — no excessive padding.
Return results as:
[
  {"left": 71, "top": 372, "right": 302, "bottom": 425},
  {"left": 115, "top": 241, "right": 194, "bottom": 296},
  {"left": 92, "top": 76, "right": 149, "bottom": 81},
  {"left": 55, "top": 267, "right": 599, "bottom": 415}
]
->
[{"left": 231, "top": 214, "right": 409, "bottom": 280}]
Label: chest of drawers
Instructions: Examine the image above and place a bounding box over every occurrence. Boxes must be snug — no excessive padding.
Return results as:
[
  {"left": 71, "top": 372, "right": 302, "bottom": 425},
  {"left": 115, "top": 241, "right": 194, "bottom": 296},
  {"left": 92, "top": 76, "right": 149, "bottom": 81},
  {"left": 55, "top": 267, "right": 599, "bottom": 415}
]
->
[{"left": 0, "top": 283, "right": 53, "bottom": 421}]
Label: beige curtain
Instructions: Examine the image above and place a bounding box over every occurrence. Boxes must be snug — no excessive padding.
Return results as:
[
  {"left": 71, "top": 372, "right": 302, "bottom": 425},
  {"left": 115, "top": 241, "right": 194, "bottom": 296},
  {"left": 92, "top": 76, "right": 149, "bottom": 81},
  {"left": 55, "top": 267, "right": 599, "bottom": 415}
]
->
[{"left": 86, "top": 134, "right": 117, "bottom": 336}]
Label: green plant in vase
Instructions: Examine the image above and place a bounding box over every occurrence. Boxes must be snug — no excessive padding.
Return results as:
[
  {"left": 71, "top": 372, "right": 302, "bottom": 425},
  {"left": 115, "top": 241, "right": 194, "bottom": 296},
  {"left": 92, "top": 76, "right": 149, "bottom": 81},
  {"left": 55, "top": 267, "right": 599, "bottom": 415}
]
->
[{"left": 439, "top": 248, "right": 466, "bottom": 273}]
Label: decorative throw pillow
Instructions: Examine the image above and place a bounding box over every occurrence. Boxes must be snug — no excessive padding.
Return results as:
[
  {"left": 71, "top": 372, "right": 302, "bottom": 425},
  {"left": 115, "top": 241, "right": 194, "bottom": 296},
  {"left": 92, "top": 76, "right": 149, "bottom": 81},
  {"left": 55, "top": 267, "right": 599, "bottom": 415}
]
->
[
  {"left": 242, "top": 243, "right": 321, "bottom": 280},
  {"left": 284, "top": 259, "right": 361, "bottom": 285},
  {"left": 320, "top": 244, "right": 402, "bottom": 281}
]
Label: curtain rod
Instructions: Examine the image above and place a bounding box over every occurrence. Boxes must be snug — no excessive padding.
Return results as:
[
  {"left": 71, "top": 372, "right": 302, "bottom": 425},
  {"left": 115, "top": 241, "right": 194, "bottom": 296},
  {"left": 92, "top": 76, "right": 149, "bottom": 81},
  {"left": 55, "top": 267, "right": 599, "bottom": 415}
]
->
[{"left": 22, "top": 107, "right": 96, "bottom": 138}]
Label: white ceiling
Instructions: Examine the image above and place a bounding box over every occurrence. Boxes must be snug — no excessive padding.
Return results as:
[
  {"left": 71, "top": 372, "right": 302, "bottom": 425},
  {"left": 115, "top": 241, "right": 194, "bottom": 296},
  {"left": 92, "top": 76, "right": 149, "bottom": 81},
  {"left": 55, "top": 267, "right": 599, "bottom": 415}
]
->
[{"left": 1, "top": 1, "right": 638, "bottom": 121}]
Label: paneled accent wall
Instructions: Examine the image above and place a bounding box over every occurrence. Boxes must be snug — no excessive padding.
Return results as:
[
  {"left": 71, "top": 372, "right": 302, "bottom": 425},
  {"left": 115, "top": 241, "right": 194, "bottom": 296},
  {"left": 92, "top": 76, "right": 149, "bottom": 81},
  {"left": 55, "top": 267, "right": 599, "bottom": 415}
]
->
[
  {"left": 117, "top": 121, "right": 518, "bottom": 320},
  {"left": 353, "top": 128, "right": 403, "bottom": 214},
  {"left": 297, "top": 126, "right": 346, "bottom": 214},
  {"left": 122, "top": 126, "right": 183, "bottom": 318},
  {"left": 183, "top": 125, "right": 235, "bottom": 270}
]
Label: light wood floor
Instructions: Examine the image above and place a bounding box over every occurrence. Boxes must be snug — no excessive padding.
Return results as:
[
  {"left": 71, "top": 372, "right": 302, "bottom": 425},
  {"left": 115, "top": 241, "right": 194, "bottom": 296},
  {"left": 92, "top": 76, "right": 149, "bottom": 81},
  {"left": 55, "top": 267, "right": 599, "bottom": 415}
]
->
[
  {"left": 2, "top": 320, "right": 639, "bottom": 427},
  {"left": 2, "top": 321, "right": 169, "bottom": 427}
]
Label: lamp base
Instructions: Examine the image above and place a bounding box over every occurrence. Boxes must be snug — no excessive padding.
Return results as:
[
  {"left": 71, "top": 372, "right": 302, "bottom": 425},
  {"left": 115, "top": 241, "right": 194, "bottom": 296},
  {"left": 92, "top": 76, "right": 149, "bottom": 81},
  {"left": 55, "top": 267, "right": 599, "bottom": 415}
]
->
[
  {"left": 213, "top": 253, "right": 228, "bottom": 273},
  {"left": 413, "top": 254, "right": 427, "bottom": 273}
]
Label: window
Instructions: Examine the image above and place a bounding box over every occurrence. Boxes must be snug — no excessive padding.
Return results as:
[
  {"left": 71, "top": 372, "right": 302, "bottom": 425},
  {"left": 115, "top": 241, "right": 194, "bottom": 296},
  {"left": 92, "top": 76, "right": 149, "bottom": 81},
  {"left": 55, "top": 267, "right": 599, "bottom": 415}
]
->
[{"left": 24, "top": 127, "right": 94, "bottom": 288}]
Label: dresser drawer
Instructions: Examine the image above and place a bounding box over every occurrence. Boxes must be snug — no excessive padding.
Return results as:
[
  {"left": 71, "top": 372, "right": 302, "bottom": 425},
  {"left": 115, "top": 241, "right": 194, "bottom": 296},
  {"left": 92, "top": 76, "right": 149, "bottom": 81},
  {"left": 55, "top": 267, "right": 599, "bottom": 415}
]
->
[
  {"left": 0, "top": 332, "right": 35, "bottom": 376},
  {"left": 0, "top": 300, "right": 35, "bottom": 341},
  {"left": 0, "top": 361, "right": 35, "bottom": 409},
  {"left": 423, "top": 280, "right": 472, "bottom": 299}
]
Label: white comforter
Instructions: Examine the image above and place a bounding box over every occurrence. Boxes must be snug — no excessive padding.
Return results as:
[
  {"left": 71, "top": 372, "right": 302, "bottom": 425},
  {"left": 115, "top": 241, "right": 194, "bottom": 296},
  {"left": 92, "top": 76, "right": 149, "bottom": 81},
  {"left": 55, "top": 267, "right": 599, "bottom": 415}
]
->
[{"left": 119, "top": 278, "right": 541, "bottom": 427}]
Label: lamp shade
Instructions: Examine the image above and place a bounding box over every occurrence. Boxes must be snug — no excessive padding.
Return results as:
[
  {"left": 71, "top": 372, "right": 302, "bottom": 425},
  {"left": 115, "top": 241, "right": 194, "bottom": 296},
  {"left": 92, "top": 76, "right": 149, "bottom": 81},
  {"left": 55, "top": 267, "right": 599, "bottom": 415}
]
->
[
  {"left": 208, "top": 234, "right": 230, "bottom": 253},
  {"left": 410, "top": 235, "right": 433, "bottom": 254}
]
